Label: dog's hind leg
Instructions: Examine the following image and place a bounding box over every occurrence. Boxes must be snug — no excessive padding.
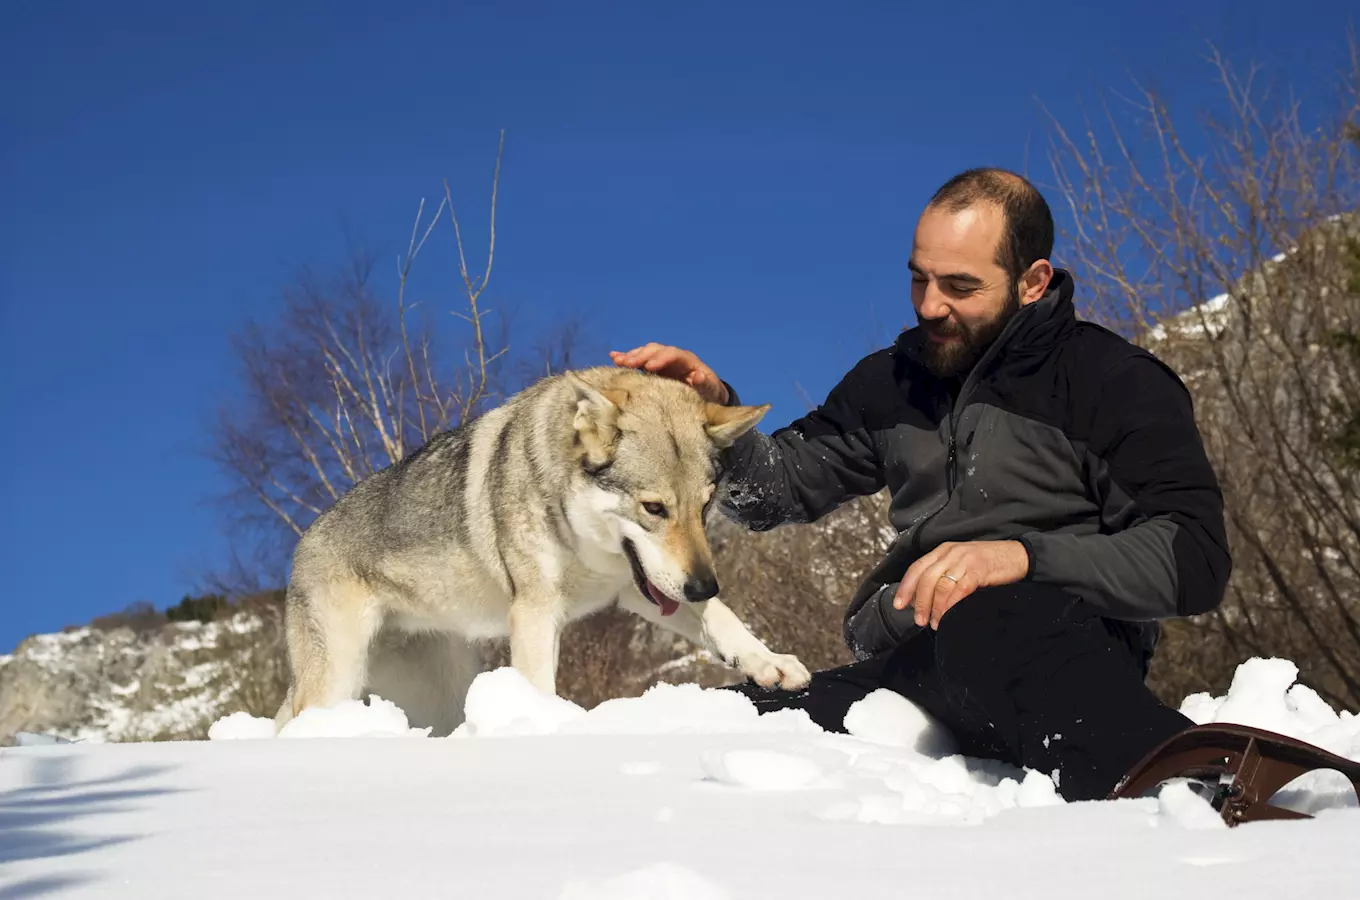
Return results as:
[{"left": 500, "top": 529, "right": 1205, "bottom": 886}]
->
[
  {"left": 364, "top": 627, "right": 484, "bottom": 736},
  {"left": 284, "top": 578, "right": 383, "bottom": 720}
]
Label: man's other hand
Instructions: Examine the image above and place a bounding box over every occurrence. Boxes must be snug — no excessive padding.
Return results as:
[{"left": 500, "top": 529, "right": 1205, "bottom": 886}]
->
[
  {"left": 893, "top": 540, "right": 1031, "bottom": 630},
  {"left": 610, "top": 343, "right": 730, "bottom": 405}
]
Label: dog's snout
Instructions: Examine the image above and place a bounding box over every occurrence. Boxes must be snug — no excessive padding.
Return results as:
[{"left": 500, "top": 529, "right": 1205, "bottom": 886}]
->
[{"left": 683, "top": 573, "right": 720, "bottom": 602}]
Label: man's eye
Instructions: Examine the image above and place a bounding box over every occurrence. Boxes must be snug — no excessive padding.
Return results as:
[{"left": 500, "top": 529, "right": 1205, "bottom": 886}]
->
[{"left": 642, "top": 501, "right": 668, "bottom": 518}]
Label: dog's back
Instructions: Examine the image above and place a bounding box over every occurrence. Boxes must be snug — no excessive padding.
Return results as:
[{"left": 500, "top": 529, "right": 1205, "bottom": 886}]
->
[{"left": 276, "top": 366, "right": 777, "bottom": 732}]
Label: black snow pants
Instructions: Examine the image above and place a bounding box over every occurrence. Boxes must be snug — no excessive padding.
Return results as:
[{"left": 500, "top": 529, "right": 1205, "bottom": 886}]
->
[{"left": 727, "top": 582, "right": 1192, "bottom": 802}]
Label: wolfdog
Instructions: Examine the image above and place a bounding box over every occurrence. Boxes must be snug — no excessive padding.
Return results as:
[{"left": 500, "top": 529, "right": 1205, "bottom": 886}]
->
[{"left": 275, "top": 365, "right": 811, "bottom": 734}]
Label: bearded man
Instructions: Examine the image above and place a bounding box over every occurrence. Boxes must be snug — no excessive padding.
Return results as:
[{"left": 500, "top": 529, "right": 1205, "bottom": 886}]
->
[{"left": 611, "top": 168, "right": 1232, "bottom": 802}]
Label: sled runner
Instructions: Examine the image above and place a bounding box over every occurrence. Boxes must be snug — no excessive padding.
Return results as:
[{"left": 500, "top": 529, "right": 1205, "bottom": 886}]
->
[{"left": 1108, "top": 723, "right": 1360, "bottom": 826}]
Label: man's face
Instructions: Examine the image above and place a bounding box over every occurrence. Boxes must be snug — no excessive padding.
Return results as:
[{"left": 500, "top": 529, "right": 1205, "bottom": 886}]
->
[{"left": 908, "top": 202, "right": 1022, "bottom": 378}]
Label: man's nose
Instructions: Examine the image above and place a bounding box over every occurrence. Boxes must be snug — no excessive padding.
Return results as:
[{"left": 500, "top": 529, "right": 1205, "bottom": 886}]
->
[{"left": 917, "top": 284, "right": 951, "bottom": 322}]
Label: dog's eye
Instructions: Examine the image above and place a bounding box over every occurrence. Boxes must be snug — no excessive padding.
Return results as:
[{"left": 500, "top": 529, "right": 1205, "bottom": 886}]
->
[{"left": 642, "top": 501, "right": 668, "bottom": 518}]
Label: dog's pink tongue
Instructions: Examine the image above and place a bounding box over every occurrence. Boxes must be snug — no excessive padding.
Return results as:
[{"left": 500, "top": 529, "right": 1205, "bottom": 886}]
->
[{"left": 647, "top": 582, "right": 680, "bottom": 617}]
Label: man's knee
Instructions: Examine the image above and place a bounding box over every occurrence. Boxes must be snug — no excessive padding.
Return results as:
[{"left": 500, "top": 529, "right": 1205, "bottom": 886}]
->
[
  {"left": 932, "top": 584, "right": 1077, "bottom": 682},
  {"left": 932, "top": 588, "right": 1006, "bottom": 679}
]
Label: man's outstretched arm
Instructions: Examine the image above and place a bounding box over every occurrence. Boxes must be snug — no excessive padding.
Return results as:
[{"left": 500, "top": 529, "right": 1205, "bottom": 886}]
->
[{"left": 611, "top": 344, "right": 887, "bottom": 530}]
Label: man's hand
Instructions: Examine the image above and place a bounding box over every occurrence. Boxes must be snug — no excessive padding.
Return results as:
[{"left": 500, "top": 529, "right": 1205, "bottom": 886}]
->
[
  {"left": 893, "top": 540, "right": 1030, "bottom": 630},
  {"left": 610, "top": 343, "right": 729, "bottom": 405}
]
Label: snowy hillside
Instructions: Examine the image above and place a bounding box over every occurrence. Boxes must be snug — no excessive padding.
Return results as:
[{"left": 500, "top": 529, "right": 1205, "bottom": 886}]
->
[
  {"left": 3, "top": 657, "right": 1358, "bottom": 899},
  {"left": 0, "top": 613, "right": 282, "bottom": 745}
]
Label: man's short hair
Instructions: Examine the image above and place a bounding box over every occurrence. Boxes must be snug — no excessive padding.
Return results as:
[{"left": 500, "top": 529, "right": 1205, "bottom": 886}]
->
[{"left": 927, "top": 168, "right": 1054, "bottom": 283}]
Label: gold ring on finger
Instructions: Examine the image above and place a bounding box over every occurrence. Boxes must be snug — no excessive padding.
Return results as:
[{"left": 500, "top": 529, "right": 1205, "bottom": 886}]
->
[{"left": 939, "top": 573, "right": 960, "bottom": 584}]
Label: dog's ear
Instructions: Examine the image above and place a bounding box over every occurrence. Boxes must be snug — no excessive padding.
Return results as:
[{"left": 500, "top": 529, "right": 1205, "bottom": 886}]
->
[
  {"left": 704, "top": 402, "right": 770, "bottom": 449},
  {"left": 567, "top": 374, "right": 626, "bottom": 471}
]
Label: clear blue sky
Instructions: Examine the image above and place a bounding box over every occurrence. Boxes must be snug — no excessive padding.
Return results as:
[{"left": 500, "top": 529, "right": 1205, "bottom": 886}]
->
[{"left": 1, "top": 0, "right": 1354, "bottom": 650}]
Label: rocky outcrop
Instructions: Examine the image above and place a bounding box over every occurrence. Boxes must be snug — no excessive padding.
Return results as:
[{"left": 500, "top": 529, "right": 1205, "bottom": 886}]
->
[{"left": 0, "top": 614, "right": 286, "bottom": 745}]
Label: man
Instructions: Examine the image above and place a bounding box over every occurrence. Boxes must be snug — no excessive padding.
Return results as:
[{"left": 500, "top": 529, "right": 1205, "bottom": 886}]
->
[{"left": 610, "top": 168, "right": 1232, "bottom": 803}]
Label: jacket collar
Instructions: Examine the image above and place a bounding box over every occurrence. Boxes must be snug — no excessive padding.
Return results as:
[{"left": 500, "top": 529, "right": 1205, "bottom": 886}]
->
[{"left": 894, "top": 268, "right": 1076, "bottom": 377}]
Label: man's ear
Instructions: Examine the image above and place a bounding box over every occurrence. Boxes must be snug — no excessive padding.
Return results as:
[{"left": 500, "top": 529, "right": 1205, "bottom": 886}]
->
[
  {"left": 1019, "top": 259, "right": 1054, "bottom": 306},
  {"left": 567, "top": 374, "right": 628, "bottom": 471},
  {"left": 704, "top": 402, "right": 770, "bottom": 449}
]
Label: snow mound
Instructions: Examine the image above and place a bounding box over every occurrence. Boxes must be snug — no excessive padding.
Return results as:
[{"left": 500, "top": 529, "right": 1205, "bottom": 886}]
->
[
  {"left": 1180, "top": 657, "right": 1360, "bottom": 758},
  {"left": 843, "top": 688, "right": 958, "bottom": 756},
  {"left": 815, "top": 751, "right": 1062, "bottom": 826},
  {"left": 447, "top": 667, "right": 821, "bottom": 737},
  {"left": 277, "top": 695, "right": 430, "bottom": 738},
  {"left": 558, "top": 862, "right": 730, "bottom": 900},
  {"left": 207, "top": 711, "right": 278, "bottom": 740},
  {"left": 456, "top": 666, "right": 587, "bottom": 736},
  {"left": 208, "top": 695, "right": 429, "bottom": 740},
  {"left": 1156, "top": 780, "right": 1229, "bottom": 830},
  {"left": 700, "top": 748, "right": 825, "bottom": 790},
  {"left": 561, "top": 681, "right": 820, "bottom": 736},
  {"left": 1178, "top": 657, "right": 1360, "bottom": 815},
  {"left": 199, "top": 657, "right": 1359, "bottom": 827}
]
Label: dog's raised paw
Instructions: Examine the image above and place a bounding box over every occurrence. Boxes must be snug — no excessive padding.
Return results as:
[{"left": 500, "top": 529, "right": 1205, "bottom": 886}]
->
[
  {"left": 742, "top": 652, "right": 811, "bottom": 691},
  {"left": 773, "top": 653, "right": 812, "bottom": 690}
]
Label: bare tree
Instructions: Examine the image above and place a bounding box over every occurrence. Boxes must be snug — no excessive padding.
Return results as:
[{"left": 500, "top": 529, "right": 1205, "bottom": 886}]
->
[
  {"left": 209, "top": 134, "right": 595, "bottom": 573},
  {"left": 1044, "top": 40, "right": 1360, "bottom": 706}
]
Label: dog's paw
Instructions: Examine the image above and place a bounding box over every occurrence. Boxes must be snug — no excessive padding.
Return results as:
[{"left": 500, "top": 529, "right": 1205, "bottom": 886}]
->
[{"left": 740, "top": 652, "right": 811, "bottom": 691}]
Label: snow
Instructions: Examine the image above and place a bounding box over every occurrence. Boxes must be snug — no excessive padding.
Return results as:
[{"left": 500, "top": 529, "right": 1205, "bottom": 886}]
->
[
  {"left": 843, "top": 687, "right": 958, "bottom": 755},
  {"left": 699, "top": 748, "right": 826, "bottom": 790},
  {"left": 1178, "top": 657, "right": 1356, "bottom": 755},
  {"left": 3, "top": 660, "right": 1358, "bottom": 899},
  {"left": 559, "top": 862, "right": 731, "bottom": 900}
]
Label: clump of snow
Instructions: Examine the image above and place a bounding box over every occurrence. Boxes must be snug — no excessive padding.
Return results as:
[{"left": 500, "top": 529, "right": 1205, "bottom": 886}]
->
[
  {"left": 456, "top": 667, "right": 587, "bottom": 736},
  {"left": 815, "top": 749, "right": 1062, "bottom": 826},
  {"left": 558, "top": 863, "right": 731, "bottom": 900},
  {"left": 209, "top": 696, "right": 429, "bottom": 739},
  {"left": 279, "top": 695, "right": 430, "bottom": 739},
  {"left": 700, "top": 748, "right": 825, "bottom": 790},
  {"left": 1016, "top": 767, "right": 1064, "bottom": 807},
  {"left": 208, "top": 711, "right": 279, "bottom": 740},
  {"left": 559, "top": 681, "right": 820, "bottom": 736},
  {"left": 1179, "top": 657, "right": 1357, "bottom": 755},
  {"left": 1178, "top": 657, "right": 1360, "bottom": 814},
  {"left": 843, "top": 688, "right": 957, "bottom": 756},
  {"left": 446, "top": 668, "right": 821, "bottom": 738},
  {"left": 1156, "top": 780, "right": 1229, "bottom": 830}
]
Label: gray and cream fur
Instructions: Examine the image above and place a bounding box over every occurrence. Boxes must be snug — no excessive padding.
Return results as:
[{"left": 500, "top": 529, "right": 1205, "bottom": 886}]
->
[{"left": 276, "top": 365, "right": 810, "bottom": 735}]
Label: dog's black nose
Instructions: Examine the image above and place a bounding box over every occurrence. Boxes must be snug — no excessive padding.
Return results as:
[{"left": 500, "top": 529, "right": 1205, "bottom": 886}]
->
[{"left": 683, "top": 573, "right": 720, "bottom": 602}]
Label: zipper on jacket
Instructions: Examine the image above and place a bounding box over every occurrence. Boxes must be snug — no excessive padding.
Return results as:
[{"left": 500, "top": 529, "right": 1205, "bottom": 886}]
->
[
  {"left": 944, "top": 433, "right": 957, "bottom": 494},
  {"left": 906, "top": 305, "right": 1036, "bottom": 558}
]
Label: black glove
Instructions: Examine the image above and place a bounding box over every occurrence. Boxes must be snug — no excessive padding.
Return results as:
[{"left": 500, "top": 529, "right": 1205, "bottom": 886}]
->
[{"left": 846, "top": 581, "right": 923, "bottom": 661}]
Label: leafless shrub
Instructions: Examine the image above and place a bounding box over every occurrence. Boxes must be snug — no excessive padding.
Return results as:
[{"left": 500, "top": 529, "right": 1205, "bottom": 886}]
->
[
  {"left": 1045, "top": 39, "right": 1360, "bottom": 706},
  {"left": 207, "top": 132, "right": 591, "bottom": 579}
]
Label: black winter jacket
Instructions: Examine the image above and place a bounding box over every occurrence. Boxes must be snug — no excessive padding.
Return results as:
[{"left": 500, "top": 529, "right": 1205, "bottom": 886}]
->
[{"left": 717, "top": 270, "right": 1232, "bottom": 661}]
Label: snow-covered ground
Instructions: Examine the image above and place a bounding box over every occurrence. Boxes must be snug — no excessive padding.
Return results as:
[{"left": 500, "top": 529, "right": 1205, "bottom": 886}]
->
[{"left": 3, "top": 658, "right": 1358, "bottom": 899}]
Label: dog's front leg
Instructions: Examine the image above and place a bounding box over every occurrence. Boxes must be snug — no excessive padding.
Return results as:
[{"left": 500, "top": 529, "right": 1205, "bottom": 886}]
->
[
  {"left": 618, "top": 591, "right": 811, "bottom": 690},
  {"left": 508, "top": 599, "right": 562, "bottom": 695}
]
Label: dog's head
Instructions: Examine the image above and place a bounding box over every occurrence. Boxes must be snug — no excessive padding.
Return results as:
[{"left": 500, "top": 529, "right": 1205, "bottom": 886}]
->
[{"left": 566, "top": 368, "right": 768, "bottom": 616}]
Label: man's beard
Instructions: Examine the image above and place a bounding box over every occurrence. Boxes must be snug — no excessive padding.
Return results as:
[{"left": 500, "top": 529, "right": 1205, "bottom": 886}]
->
[{"left": 919, "top": 281, "right": 1021, "bottom": 378}]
